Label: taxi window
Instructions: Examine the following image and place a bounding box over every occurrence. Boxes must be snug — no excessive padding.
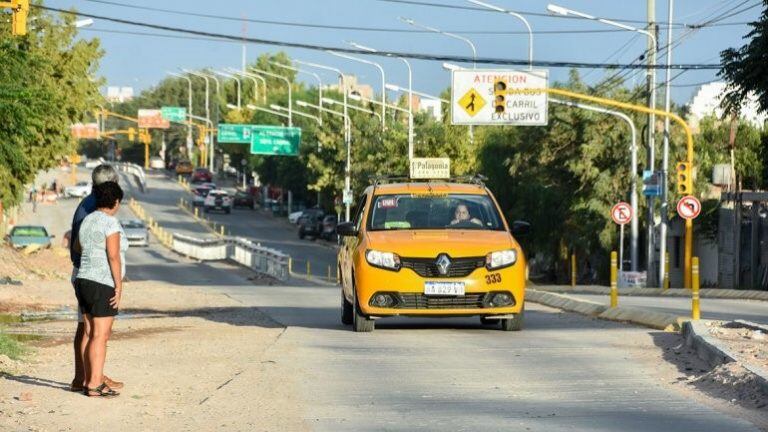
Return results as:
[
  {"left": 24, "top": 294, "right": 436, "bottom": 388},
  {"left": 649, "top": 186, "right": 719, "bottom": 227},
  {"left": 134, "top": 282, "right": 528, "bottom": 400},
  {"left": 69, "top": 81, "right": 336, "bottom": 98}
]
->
[{"left": 368, "top": 194, "right": 504, "bottom": 231}]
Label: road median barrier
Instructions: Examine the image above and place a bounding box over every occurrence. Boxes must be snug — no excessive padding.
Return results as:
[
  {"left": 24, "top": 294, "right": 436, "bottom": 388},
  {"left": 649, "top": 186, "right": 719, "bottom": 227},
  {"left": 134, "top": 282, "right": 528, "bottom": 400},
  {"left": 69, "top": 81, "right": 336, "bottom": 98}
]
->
[
  {"left": 527, "top": 289, "right": 685, "bottom": 331},
  {"left": 534, "top": 284, "right": 768, "bottom": 302}
]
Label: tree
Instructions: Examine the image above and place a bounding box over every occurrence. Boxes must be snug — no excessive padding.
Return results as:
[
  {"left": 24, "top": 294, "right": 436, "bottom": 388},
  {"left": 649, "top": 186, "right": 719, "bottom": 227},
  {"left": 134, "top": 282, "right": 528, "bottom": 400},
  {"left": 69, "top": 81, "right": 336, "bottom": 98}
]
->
[
  {"left": 719, "top": 1, "right": 768, "bottom": 115},
  {"left": 0, "top": 8, "right": 103, "bottom": 208}
]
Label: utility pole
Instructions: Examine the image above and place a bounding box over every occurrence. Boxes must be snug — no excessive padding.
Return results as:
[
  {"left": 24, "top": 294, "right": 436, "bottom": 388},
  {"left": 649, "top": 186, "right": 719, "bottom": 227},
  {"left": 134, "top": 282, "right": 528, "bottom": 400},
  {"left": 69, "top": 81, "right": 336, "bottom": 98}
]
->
[
  {"left": 646, "top": 0, "right": 658, "bottom": 285},
  {"left": 659, "top": 0, "right": 674, "bottom": 288}
]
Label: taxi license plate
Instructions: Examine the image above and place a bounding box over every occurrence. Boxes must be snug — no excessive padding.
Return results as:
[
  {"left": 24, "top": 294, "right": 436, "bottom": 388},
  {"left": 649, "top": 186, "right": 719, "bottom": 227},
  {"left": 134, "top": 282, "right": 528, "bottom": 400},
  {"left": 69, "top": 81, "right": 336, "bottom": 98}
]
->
[{"left": 424, "top": 281, "right": 465, "bottom": 296}]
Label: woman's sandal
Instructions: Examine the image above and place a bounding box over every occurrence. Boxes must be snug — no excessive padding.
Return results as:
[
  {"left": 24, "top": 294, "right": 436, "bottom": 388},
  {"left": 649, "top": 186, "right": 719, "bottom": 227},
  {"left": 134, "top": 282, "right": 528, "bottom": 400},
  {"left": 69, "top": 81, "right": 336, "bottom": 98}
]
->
[{"left": 84, "top": 383, "right": 120, "bottom": 398}]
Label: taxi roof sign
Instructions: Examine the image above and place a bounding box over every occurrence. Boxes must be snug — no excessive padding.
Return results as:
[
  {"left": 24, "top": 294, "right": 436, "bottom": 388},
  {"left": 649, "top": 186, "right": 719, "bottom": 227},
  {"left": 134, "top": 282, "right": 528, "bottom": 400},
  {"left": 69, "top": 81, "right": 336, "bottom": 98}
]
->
[{"left": 410, "top": 158, "right": 450, "bottom": 179}]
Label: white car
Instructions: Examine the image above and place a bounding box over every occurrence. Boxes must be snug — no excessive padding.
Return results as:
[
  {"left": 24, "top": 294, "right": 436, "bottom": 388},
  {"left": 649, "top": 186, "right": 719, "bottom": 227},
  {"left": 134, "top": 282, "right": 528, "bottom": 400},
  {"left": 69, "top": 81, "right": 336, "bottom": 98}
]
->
[
  {"left": 84, "top": 157, "right": 105, "bottom": 169},
  {"left": 120, "top": 219, "right": 149, "bottom": 247},
  {"left": 204, "top": 190, "right": 233, "bottom": 214},
  {"left": 288, "top": 210, "right": 304, "bottom": 224},
  {"left": 64, "top": 181, "right": 92, "bottom": 198},
  {"left": 149, "top": 157, "right": 165, "bottom": 169},
  {"left": 192, "top": 186, "right": 212, "bottom": 207}
]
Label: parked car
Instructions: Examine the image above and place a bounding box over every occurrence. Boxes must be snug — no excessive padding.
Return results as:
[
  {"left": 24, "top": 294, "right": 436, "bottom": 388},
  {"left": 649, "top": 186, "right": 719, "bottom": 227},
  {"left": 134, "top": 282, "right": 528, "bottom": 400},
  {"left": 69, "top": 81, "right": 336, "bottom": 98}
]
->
[
  {"left": 298, "top": 208, "right": 325, "bottom": 239},
  {"left": 175, "top": 160, "right": 194, "bottom": 175},
  {"left": 6, "top": 225, "right": 54, "bottom": 249},
  {"left": 84, "top": 157, "right": 105, "bottom": 169},
  {"left": 288, "top": 210, "right": 304, "bottom": 224},
  {"left": 120, "top": 219, "right": 149, "bottom": 247},
  {"left": 320, "top": 215, "right": 338, "bottom": 241},
  {"left": 191, "top": 167, "right": 213, "bottom": 184},
  {"left": 200, "top": 182, "right": 217, "bottom": 190},
  {"left": 64, "top": 181, "right": 92, "bottom": 198},
  {"left": 233, "top": 191, "right": 254, "bottom": 209},
  {"left": 149, "top": 157, "right": 165, "bottom": 169},
  {"left": 192, "top": 186, "right": 212, "bottom": 207},
  {"left": 204, "top": 190, "right": 233, "bottom": 214}
]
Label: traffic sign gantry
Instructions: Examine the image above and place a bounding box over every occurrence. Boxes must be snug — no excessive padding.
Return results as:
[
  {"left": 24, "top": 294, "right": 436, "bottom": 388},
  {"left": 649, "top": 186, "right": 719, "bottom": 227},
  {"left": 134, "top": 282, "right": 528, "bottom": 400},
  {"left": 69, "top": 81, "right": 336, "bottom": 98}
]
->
[
  {"left": 451, "top": 69, "right": 548, "bottom": 126},
  {"left": 250, "top": 126, "right": 301, "bottom": 156},
  {"left": 677, "top": 196, "right": 701, "bottom": 220},
  {"left": 611, "top": 202, "right": 633, "bottom": 225}
]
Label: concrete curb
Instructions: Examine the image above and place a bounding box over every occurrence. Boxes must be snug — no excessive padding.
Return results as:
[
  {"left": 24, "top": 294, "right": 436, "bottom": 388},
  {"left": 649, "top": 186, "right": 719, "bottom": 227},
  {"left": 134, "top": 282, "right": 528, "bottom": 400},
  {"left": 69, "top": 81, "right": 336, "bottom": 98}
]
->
[
  {"left": 535, "top": 284, "right": 768, "bottom": 302},
  {"left": 683, "top": 320, "right": 768, "bottom": 394},
  {"left": 527, "top": 289, "right": 684, "bottom": 331}
]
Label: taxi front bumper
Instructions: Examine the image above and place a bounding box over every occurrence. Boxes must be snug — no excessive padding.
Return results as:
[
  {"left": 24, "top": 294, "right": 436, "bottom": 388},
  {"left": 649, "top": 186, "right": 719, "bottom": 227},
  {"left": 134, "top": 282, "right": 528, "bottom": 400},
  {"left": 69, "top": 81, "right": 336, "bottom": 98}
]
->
[{"left": 355, "top": 262, "right": 525, "bottom": 317}]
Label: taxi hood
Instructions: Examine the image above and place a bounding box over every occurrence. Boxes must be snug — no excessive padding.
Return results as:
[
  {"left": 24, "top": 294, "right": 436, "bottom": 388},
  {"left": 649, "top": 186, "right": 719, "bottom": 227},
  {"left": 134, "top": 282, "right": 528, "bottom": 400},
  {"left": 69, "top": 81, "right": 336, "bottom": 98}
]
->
[{"left": 365, "top": 229, "right": 515, "bottom": 257}]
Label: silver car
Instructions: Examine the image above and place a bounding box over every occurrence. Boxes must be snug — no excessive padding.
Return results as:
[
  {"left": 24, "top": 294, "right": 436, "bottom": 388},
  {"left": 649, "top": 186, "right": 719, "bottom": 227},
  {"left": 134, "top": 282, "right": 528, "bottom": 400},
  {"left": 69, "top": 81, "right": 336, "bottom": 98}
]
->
[{"left": 120, "top": 219, "right": 149, "bottom": 247}]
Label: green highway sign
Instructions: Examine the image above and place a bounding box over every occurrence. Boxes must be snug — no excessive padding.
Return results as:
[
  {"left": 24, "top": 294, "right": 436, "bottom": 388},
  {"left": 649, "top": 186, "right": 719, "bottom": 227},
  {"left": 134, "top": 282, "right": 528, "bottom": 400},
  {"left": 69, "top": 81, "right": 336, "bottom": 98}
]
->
[
  {"left": 250, "top": 126, "right": 301, "bottom": 156},
  {"left": 160, "top": 106, "right": 186, "bottom": 123},
  {"left": 218, "top": 124, "right": 253, "bottom": 144}
]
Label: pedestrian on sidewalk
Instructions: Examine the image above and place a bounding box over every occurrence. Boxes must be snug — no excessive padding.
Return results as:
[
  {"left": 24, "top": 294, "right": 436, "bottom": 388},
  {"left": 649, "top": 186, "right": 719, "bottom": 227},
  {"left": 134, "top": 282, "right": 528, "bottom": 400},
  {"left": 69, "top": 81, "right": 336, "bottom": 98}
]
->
[
  {"left": 68, "top": 164, "right": 123, "bottom": 394},
  {"left": 74, "top": 180, "right": 127, "bottom": 398}
]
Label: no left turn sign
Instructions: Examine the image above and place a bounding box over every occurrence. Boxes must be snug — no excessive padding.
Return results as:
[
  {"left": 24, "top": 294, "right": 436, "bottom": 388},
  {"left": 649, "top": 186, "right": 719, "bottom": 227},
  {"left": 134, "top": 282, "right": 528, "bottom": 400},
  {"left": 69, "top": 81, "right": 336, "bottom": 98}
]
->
[
  {"left": 677, "top": 195, "right": 701, "bottom": 220},
  {"left": 611, "top": 202, "right": 633, "bottom": 225}
]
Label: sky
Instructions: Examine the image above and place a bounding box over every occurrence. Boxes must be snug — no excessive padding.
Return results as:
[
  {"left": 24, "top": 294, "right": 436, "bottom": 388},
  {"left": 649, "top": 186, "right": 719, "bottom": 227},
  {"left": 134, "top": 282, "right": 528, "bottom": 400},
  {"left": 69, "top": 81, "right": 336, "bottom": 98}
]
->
[{"left": 45, "top": 0, "right": 763, "bottom": 105}]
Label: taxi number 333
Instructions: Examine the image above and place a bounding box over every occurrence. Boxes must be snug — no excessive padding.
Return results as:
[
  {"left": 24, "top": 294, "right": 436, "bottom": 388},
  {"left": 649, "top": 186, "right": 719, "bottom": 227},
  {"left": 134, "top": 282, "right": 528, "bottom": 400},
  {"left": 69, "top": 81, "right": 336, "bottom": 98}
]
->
[{"left": 485, "top": 273, "right": 502, "bottom": 284}]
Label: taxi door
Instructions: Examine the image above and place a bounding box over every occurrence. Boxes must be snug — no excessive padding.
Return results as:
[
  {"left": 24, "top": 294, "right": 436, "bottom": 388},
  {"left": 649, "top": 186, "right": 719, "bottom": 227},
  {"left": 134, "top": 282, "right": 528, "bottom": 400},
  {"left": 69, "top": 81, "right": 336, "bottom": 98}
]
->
[{"left": 340, "top": 194, "right": 368, "bottom": 299}]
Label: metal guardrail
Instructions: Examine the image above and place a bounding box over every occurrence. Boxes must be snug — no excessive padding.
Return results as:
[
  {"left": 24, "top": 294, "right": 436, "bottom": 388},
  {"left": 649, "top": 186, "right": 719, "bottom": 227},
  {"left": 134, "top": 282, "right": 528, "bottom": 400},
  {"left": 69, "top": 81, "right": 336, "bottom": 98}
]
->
[
  {"left": 115, "top": 162, "right": 147, "bottom": 192},
  {"left": 171, "top": 232, "right": 290, "bottom": 282}
]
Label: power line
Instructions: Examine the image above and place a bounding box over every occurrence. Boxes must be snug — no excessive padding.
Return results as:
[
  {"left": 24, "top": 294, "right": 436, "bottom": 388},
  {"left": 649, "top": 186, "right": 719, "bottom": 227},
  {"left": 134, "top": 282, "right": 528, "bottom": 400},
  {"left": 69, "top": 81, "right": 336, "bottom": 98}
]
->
[
  {"left": 33, "top": 5, "right": 722, "bottom": 70},
  {"left": 75, "top": 0, "right": 752, "bottom": 35}
]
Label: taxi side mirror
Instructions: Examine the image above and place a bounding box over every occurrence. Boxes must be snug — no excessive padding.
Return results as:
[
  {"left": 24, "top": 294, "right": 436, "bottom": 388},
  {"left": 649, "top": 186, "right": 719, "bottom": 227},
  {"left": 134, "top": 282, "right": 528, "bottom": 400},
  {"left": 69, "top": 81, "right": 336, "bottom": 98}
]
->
[
  {"left": 511, "top": 220, "right": 530, "bottom": 237},
  {"left": 336, "top": 222, "right": 358, "bottom": 237}
]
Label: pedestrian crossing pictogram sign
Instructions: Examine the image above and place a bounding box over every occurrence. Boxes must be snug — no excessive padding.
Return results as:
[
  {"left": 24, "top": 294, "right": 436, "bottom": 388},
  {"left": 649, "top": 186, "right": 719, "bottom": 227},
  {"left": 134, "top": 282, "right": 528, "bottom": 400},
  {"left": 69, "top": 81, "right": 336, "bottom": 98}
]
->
[{"left": 458, "top": 88, "right": 485, "bottom": 117}]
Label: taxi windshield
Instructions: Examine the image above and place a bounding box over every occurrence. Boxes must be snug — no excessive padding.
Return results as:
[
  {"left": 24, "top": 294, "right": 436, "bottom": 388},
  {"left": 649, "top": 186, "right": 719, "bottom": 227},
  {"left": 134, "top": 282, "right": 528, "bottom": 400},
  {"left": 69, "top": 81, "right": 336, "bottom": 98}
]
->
[{"left": 368, "top": 194, "right": 504, "bottom": 231}]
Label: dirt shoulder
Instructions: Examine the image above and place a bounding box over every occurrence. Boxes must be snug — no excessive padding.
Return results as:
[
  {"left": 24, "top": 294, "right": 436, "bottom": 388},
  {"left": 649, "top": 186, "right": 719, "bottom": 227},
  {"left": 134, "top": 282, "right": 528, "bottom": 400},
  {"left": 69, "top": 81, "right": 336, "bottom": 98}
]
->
[{"left": 0, "top": 278, "right": 307, "bottom": 431}]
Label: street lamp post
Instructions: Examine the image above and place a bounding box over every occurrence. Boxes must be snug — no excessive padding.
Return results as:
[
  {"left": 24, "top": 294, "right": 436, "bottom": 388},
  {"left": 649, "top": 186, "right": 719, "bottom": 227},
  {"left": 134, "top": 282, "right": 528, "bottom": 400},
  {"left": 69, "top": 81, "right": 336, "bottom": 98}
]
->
[
  {"left": 322, "top": 97, "right": 382, "bottom": 123},
  {"left": 551, "top": 98, "right": 640, "bottom": 271},
  {"left": 297, "top": 99, "right": 353, "bottom": 221},
  {"left": 548, "top": 3, "right": 658, "bottom": 284},
  {"left": 250, "top": 67, "right": 292, "bottom": 127},
  {"left": 327, "top": 51, "right": 386, "bottom": 129},
  {"left": 227, "top": 68, "right": 266, "bottom": 104},
  {"left": 182, "top": 69, "right": 210, "bottom": 169},
  {"left": 294, "top": 60, "right": 352, "bottom": 221},
  {"left": 199, "top": 71, "right": 220, "bottom": 173},
  {"left": 214, "top": 70, "right": 242, "bottom": 109},
  {"left": 467, "top": 0, "right": 533, "bottom": 70},
  {"left": 347, "top": 41, "right": 414, "bottom": 160},
  {"left": 402, "top": 17, "right": 477, "bottom": 146},
  {"left": 270, "top": 61, "right": 324, "bottom": 125},
  {"left": 167, "top": 71, "right": 194, "bottom": 156}
]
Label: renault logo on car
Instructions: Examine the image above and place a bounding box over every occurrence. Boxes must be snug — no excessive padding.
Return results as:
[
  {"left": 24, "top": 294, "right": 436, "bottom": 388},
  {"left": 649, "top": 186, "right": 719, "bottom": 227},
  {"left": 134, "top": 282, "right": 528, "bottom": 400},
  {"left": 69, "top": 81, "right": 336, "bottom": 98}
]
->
[{"left": 436, "top": 254, "right": 452, "bottom": 276}]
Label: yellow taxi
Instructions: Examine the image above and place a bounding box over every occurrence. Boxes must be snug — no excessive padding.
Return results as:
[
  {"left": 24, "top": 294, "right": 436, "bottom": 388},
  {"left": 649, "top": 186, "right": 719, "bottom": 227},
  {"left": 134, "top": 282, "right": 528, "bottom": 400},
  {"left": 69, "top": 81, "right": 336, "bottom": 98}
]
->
[{"left": 337, "top": 176, "right": 529, "bottom": 332}]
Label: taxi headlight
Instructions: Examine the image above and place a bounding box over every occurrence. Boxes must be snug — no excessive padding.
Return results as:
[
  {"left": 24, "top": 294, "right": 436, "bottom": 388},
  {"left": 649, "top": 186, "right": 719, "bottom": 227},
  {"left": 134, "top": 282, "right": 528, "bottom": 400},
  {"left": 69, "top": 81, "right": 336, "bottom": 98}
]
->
[
  {"left": 486, "top": 249, "right": 517, "bottom": 270},
  {"left": 366, "top": 249, "right": 401, "bottom": 271}
]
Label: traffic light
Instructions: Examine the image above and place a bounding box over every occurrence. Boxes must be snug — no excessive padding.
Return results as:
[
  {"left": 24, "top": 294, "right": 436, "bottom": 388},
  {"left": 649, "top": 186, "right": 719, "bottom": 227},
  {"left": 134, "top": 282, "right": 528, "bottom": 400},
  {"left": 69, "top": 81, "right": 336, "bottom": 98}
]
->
[
  {"left": 676, "top": 162, "right": 692, "bottom": 194},
  {"left": 11, "top": 0, "right": 29, "bottom": 36},
  {"left": 127, "top": 127, "right": 136, "bottom": 141},
  {"left": 494, "top": 79, "right": 507, "bottom": 114},
  {"left": 139, "top": 129, "right": 151, "bottom": 145}
]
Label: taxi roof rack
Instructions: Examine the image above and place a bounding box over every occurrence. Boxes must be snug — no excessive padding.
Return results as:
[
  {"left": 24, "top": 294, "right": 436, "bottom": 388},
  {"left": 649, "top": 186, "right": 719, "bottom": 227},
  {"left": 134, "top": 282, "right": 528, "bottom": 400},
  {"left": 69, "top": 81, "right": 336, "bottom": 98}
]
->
[{"left": 369, "top": 174, "right": 487, "bottom": 187}]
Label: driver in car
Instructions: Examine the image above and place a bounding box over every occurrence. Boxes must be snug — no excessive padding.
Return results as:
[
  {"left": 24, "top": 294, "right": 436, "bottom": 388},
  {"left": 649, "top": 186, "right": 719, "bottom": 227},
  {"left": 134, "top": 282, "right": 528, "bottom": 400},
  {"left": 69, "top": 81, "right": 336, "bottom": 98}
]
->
[{"left": 449, "top": 204, "right": 482, "bottom": 226}]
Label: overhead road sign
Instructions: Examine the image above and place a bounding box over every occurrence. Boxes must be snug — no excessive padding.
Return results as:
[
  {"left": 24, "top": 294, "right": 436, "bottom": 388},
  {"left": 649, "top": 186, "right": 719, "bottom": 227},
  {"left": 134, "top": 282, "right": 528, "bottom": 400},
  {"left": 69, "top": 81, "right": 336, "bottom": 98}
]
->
[
  {"left": 70, "top": 123, "right": 100, "bottom": 139},
  {"left": 161, "top": 106, "right": 187, "bottom": 123},
  {"left": 677, "top": 196, "right": 701, "bottom": 220},
  {"left": 451, "top": 69, "right": 548, "bottom": 126},
  {"left": 611, "top": 202, "right": 633, "bottom": 225},
  {"left": 218, "top": 124, "right": 253, "bottom": 144},
  {"left": 138, "top": 109, "right": 170, "bottom": 129},
  {"left": 250, "top": 126, "right": 301, "bottom": 156},
  {"left": 410, "top": 158, "right": 451, "bottom": 179}
]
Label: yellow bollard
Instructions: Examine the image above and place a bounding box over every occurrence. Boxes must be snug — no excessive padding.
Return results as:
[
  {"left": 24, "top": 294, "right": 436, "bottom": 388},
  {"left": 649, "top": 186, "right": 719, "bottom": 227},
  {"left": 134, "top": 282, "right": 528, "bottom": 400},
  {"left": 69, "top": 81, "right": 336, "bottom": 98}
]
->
[
  {"left": 663, "top": 252, "right": 670, "bottom": 291},
  {"left": 328, "top": 265, "right": 332, "bottom": 282},
  {"left": 306, "top": 261, "right": 311, "bottom": 280},
  {"left": 194, "top": 207, "right": 199, "bottom": 219},
  {"left": 610, "top": 251, "right": 618, "bottom": 308},
  {"left": 692, "top": 257, "right": 700, "bottom": 320},
  {"left": 220, "top": 226, "right": 225, "bottom": 237},
  {"left": 570, "top": 253, "right": 576, "bottom": 288},
  {"left": 288, "top": 257, "right": 293, "bottom": 275}
]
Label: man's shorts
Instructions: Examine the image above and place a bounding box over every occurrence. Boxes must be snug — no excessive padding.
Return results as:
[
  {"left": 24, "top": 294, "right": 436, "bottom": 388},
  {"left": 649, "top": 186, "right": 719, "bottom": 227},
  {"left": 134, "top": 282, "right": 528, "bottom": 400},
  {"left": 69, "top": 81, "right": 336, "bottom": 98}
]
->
[
  {"left": 71, "top": 268, "right": 83, "bottom": 323},
  {"left": 74, "top": 278, "right": 119, "bottom": 318}
]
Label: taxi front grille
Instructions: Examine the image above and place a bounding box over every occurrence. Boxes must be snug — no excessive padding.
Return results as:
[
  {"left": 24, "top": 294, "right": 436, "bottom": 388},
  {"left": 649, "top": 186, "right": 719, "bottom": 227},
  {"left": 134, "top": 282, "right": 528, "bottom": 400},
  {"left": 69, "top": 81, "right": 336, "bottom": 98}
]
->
[
  {"left": 400, "top": 256, "right": 485, "bottom": 278},
  {"left": 396, "top": 293, "right": 487, "bottom": 309}
]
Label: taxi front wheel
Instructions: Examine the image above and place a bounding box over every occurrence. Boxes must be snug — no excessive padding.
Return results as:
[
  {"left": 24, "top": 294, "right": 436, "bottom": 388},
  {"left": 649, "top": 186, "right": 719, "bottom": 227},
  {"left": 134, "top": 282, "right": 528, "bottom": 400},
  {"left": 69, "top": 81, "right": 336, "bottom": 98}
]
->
[
  {"left": 341, "top": 290, "right": 353, "bottom": 325},
  {"left": 500, "top": 307, "right": 524, "bottom": 332},
  {"left": 353, "top": 288, "right": 375, "bottom": 333}
]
